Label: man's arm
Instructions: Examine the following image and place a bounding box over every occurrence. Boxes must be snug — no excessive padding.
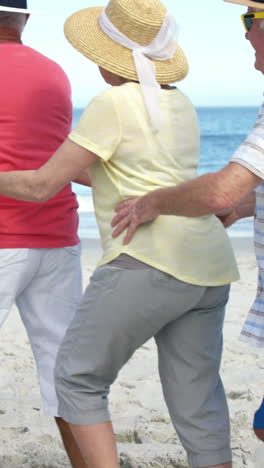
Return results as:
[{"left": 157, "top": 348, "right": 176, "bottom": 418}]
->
[
  {"left": 217, "top": 191, "right": 256, "bottom": 228},
  {"left": 142, "top": 163, "right": 260, "bottom": 217},
  {"left": 112, "top": 162, "right": 261, "bottom": 243},
  {"left": 0, "top": 138, "right": 98, "bottom": 202}
]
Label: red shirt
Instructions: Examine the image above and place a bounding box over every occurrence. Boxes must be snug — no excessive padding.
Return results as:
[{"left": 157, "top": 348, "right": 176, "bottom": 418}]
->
[{"left": 0, "top": 44, "right": 79, "bottom": 247}]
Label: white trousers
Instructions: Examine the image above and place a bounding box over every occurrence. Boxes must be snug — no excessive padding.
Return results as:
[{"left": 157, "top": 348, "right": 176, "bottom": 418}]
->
[{"left": 0, "top": 246, "right": 82, "bottom": 416}]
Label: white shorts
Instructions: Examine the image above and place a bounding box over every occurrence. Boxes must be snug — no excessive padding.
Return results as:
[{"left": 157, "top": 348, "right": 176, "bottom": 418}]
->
[{"left": 0, "top": 245, "right": 82, "bottom": 416}]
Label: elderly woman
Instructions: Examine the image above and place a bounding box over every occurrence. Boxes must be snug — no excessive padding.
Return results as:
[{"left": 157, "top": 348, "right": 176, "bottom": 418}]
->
[
  {"left": 113, "top": 0, "right": 264, "bottom": 451},
  {"left": 0, "top": 0, "right": 239, "bottom": 467}
]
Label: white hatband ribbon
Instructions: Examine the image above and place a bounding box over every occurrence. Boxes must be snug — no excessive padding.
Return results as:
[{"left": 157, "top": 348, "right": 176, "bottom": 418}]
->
[{"left": 99, "top": 9, "right": 178, "bottom": 130}]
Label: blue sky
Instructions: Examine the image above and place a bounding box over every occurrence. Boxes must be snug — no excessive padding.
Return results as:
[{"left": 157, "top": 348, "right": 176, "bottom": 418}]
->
[{"left": 24, "top": 0, "right": 263, "bottom": 108}]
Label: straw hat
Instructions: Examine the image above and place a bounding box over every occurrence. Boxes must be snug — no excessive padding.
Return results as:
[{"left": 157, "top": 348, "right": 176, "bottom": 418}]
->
[
  {"left": 224, "top": 0, "right": 264, "bottom": 9},
  {"left": 64, "top": 0, "right": 188, "bottom": 84},
  {"left": 0, "top": 0, "right": 38, "bottom": 14}
]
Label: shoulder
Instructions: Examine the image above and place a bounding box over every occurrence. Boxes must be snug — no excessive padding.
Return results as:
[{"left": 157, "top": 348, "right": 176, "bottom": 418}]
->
[
  {"left": 102, "top": 82, "right": 141, "bottom": 102},
  {"left": 22, "top": 45, "right": 70, "bottom": 82},
  {"left": 85, "top": 87, "right": 118, "bottom": 112},
  {"left": 167, "top": 89, "right": 198, "bottom": 126},
  {"left": 94, "top": 86, "right": 122, "bottom": 101},
  {"left": 75, "top": 88, "right": 119, "bottom": 128},
  {"left": 173, "top": 89, "right": 196, "bottom": 111}
]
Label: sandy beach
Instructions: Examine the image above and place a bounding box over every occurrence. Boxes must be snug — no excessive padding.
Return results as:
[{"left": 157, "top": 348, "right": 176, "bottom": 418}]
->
[{"left": 0, "top": 237, "right": 263, "bottom": 468}]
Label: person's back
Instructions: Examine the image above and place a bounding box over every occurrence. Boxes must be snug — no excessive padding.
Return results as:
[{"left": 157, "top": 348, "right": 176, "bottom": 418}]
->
[
  {"left": 0, "top": 43, "right": 79, "bottom": 246},
  {"left": 0, "top": 4, "right": 86, "bottom": 467},
  {"left": 71, "top": 82, "right": 239, "bottom": 285}
]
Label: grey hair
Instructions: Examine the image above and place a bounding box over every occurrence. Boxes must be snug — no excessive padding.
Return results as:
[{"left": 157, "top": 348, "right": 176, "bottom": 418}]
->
[
  {"left": 252, "top": 8, "right": 264, "bottom": 30},
  {"left": 0, "top": 11, "right": 27, "bottom": 30}
]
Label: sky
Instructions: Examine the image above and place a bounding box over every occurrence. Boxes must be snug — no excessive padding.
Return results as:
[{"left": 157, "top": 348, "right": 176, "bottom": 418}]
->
[{"left": 23, "top": 0, "right": 263, "bottom": 108}]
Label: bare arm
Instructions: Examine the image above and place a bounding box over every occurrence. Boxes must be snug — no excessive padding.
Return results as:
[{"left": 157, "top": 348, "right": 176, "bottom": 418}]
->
[
  {"left": 142, "top": 163, "right": 260, "bottom": 217},
  {"left": 74, "top": 169, "right": 92, "bottom": 187},
  {"left": 218, "top": 190, "right": 256, "bottom": 228},
  {"left": 234, "top": 190, "right": 256, "bottom": 218},
  {"left": 0, "top": 138, "right": 98, "bottom": 202},
  {"left": 112, "top": 162, "right": 262, "bottom": 243}
]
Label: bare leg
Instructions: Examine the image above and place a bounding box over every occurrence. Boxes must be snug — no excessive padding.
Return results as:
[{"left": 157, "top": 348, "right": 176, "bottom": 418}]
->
[
  {"left": 69, "top": 421, "right": 120, "bottom": 468},
  {"left": 55, "top": 417, "right": 87, "bottom": 468},
  {"left": 254, "top": 428, "right": 264, "bottom": 441},
  {"left": 199, "top": 463, "right": 232, "bottom": 468}
]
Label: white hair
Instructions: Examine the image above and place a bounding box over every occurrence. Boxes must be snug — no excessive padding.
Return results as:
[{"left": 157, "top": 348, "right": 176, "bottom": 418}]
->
[
  {"left": 0, "top": 12, "right": 27, "bottom": 31},
  {"left": 252, "top": 8, "right": 264, "bottom": 30}
]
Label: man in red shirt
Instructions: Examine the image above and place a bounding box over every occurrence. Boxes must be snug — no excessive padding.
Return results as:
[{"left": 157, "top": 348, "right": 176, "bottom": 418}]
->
[{"left": 0, "top": 2, "right": 86, "bottom": 466}]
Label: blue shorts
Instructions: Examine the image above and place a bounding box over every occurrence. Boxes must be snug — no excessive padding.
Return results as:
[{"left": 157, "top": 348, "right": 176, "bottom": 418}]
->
[{"left": 253, "top": 399, "right": 264, "bottom": 429}]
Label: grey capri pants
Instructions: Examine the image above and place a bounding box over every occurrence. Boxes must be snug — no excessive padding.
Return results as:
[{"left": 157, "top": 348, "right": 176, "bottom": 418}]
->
[{"left": 55, "top": 264, "right": 231, "bottom": 468}]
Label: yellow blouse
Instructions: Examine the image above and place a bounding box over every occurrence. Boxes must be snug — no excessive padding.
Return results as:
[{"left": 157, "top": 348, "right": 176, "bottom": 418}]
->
[{"left": 70, "top": 83, "right": 239, "bottom": 286}]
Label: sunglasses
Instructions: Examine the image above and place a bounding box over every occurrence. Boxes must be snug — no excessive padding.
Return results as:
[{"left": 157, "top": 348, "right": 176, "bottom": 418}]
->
[{"left": 241, "top": 11, "right": 264, "bottom": 32}]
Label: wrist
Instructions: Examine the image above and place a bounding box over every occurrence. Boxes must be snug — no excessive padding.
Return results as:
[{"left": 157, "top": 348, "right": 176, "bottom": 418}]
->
[{"left": 143, "top": 190, "right": 160, "bottom": 217}]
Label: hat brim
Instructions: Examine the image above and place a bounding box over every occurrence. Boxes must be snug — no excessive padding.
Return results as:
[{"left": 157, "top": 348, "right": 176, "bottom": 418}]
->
[
  {"left": 0, "top": 6, "right": 39, "bottom": 14},
  {"left": 64, "top": 7, "right": 189, "bottom": 84},
  {"left": 224, "top": 0, "right": 264, "bottom": 9}
]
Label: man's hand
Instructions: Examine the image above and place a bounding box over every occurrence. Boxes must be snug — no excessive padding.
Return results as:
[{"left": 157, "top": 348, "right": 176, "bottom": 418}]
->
[
  {"left": 111, "top": 194, "right": 159, "bottom": 244},
  {"left": 217, "top": 209, "right": 238, "bottom": 228}
]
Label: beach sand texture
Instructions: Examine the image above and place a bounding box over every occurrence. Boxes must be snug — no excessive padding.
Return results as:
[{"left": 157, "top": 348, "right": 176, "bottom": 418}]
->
[{"left": 0, "top": 238, "right": 263, "bottom": 468}]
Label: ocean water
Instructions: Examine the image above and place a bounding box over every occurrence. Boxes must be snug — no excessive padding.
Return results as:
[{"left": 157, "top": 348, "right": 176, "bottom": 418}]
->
[{"left": 72, "top": 106, "right": 259, "bottom": 239}]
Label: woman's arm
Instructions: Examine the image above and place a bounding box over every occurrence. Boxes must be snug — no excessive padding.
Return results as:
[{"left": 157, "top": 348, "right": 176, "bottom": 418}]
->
[
  {"left": 0, "top": 138, "right": 98, "bottom": 202},
  {"left": 74, "top": 169, "right": 92, "bottom": 187}
]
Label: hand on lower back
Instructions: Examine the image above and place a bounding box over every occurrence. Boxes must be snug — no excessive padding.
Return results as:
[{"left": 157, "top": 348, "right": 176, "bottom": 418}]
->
[{"left": 111, "top": 195, "right": 159, "bottom": 244}]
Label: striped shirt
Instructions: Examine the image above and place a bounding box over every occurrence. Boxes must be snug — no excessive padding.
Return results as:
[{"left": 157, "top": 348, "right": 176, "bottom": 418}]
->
[{"left": 231, "top": 102, "right": 264, "bottom": 347}]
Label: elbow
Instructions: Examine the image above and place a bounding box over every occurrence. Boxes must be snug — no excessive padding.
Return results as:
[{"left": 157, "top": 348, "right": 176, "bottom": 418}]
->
[
  {"left": 33, "top": 189, "right": 52, "bottom": 203},
  {"left": 33, "top": 193, "right": 50, "bottom": 203},
  {"left": 30, "top": 182, "right": 52, "bottom": 203}
]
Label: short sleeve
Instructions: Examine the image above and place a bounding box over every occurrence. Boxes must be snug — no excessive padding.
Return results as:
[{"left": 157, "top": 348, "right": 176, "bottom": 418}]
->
[
  {"left": 69, "top": 90, "right": 121, "bottom": 162},
  {"left": 231, "top": 103, "right": 264, "bottom": 179}
]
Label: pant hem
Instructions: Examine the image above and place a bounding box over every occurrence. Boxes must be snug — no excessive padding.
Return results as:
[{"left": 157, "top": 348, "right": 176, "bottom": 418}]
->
[
  {"left": 58, "top": 404, "right": 111, "bottom": 426},
  {"left": 188, "top": 448, "right": 232, "bottom": 467}
]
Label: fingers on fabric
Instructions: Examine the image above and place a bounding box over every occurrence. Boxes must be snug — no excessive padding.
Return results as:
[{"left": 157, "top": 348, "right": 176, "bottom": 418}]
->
[
  {"left": 112, "top": 198, "right": 139, "bottom": 242},
  {"left": 115, "top": 199, "right": 137, "bottom": 213},
  {"left": 123, "top": 222, "right": 138, "bottom": 244},
  {"left": 111, "top": 208, "right": 130, "bottom": 227},
  {"left": 112, "top": 215, "right": 131, "bottom": 239}
]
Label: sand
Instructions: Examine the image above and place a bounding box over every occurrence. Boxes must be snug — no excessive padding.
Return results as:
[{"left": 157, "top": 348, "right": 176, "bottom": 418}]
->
[{"left": 0, "top": 237, "right": 263, "bottom": 468}]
